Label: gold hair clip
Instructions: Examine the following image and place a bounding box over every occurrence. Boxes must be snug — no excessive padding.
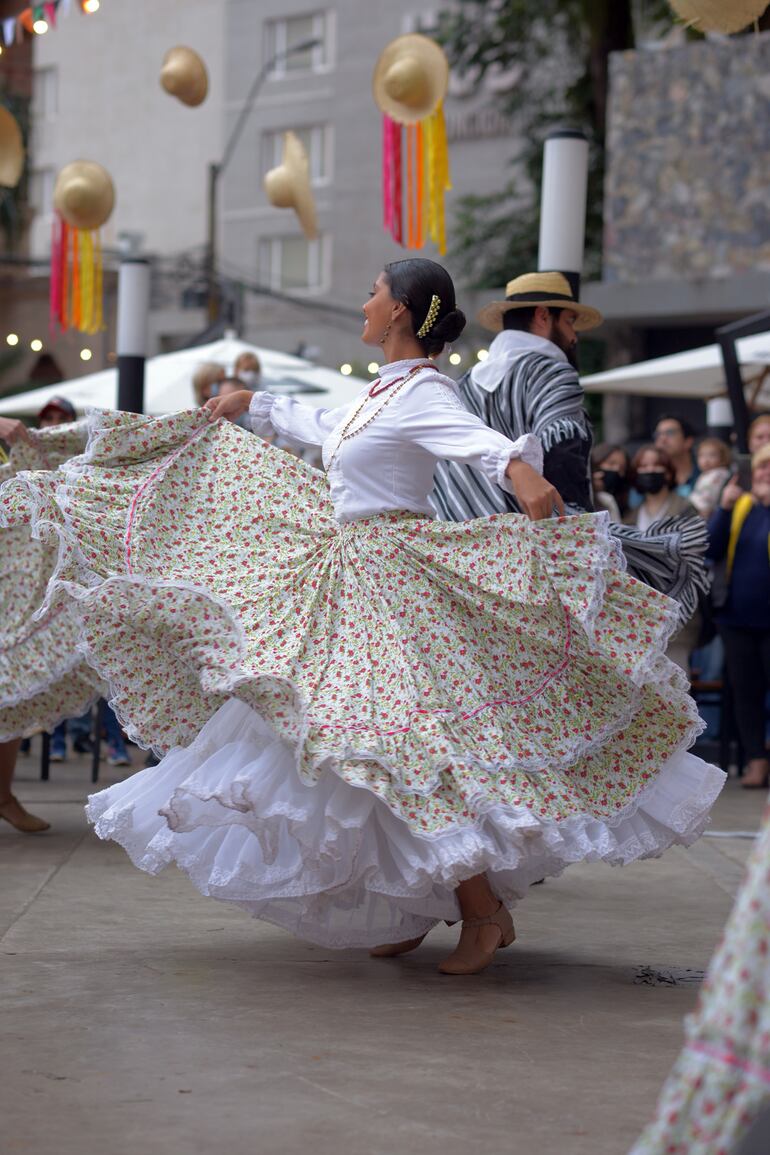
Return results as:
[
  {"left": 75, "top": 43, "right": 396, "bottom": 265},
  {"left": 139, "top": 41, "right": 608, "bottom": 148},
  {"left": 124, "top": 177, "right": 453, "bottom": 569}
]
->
[{"left": 417, "top": 294, "right": 441, "bottom": 339}]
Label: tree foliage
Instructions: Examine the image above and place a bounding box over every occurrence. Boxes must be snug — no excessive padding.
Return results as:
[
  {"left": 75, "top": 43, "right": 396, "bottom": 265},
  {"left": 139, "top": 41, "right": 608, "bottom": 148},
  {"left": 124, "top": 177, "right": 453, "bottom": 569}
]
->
[{"left": 435, "top": 0, "right": 674, "bottom": 287}]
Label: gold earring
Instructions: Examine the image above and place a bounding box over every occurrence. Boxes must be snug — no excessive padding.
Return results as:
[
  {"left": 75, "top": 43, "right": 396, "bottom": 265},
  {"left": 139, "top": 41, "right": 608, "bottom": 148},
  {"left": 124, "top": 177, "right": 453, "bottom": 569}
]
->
[{"left": 379, "top": 322, "right": 391, "bottom": 345}]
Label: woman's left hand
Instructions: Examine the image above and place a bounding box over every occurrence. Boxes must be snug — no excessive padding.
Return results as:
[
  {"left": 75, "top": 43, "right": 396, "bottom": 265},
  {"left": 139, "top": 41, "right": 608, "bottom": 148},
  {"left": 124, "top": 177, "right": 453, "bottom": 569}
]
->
[
  {"left": 204, "top": 390, "right": 253, "bottom": 423},
  {"left": 0, "top": 417, "right": 31, "bottom": 445},
  {"left": 506, "top": 459, "right": 565, "bottom": 521}
]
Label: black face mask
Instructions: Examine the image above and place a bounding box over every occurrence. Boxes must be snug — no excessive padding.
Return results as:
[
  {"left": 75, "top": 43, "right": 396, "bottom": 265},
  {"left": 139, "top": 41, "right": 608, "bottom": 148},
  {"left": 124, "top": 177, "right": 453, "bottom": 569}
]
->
[
  {"left": 635, "top": 471, "right": 668, "bottom": 495},
  {"left": 600, "top": 469, "right": 623, "bottom": 496}
]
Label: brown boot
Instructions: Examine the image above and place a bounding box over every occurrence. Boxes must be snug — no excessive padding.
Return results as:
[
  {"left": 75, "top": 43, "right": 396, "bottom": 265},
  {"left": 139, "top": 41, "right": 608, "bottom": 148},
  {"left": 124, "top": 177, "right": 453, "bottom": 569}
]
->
[
  {"left": 741, "top": 759, "right": 770, "bottom": 790},
  {"left": 369, "top": 934, "right": 427, "bottom": 958},
  {"left": 438, "top": 903, "right": 515, "bottom": 975},
  {"left": 0, "top": 794, "right": 50, "bottom": 833}
]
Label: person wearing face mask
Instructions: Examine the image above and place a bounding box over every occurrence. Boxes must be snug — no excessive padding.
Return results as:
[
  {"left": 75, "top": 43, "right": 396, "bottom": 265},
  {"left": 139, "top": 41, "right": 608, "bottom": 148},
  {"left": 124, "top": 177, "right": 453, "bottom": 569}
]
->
[
  {"left": 624, "top": 445, "right": 695, "bottom": 532},
  {"left": 624, "top": 445, "right": 699, "bottom": 670},
  {"left": 706, "top": 444, "right": 770, "bottom": 790},
  {"left": 591, "top": 442, "right": 630, "bottom": 523},
  {"left": 233, "top": 351, "right": 262, "bottom": 392}
]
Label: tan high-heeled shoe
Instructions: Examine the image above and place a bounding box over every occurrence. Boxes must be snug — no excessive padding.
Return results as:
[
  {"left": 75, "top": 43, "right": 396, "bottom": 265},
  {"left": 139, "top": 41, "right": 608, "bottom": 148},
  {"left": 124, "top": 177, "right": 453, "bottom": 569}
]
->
[
  {"left": 0, "top": 794, "right": 50, "bottom": 833},
  {"left": 369, "top": 934, "right": 427, "bottom": 958},
  {"left": 438, "top": 903, "right": 515, "bottom": 975}
]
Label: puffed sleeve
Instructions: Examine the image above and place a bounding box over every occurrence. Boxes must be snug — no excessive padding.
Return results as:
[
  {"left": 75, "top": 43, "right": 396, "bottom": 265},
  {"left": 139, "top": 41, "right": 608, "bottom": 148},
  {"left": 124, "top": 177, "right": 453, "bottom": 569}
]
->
[
  {"left": 399, "top": 377, "right": 543, "bottom": 494},
  {"left": 249, "top": 392, "right": 352, "bottom": 447}
]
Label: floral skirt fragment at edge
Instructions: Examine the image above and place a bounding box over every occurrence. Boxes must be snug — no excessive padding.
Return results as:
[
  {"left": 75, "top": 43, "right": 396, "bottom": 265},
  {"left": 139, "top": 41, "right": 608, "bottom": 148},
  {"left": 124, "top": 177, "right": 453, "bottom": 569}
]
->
[
  {"left": 0, "top": 423, "right": 101, "bottom": 740},
  {"left": 0, "top": 409, "right": 726, "bottom": 947}
]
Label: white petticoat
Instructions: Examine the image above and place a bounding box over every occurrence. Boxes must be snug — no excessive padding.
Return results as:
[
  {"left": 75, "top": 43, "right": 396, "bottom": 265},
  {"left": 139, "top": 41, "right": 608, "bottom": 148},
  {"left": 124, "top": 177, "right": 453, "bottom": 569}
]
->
[{"left": 87, "top": 698, "right": 725, "bottom": 949}]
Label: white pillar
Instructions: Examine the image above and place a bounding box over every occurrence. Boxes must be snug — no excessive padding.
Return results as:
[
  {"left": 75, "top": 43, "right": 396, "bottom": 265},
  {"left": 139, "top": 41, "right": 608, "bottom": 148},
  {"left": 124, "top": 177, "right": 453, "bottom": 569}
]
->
[{"left": 538, "top": 129, "right": 589, "bottom": 279}]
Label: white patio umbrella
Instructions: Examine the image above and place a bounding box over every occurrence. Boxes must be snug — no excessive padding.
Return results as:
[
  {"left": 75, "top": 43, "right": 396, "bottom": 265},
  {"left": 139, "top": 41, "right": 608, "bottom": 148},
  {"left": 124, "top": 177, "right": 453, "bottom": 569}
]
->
[
  {"left": 581, "top": 331, "right": 770, "bottom": 404},
  {"left": 0, "top": 336, "right": 368, "bottom": 418}
]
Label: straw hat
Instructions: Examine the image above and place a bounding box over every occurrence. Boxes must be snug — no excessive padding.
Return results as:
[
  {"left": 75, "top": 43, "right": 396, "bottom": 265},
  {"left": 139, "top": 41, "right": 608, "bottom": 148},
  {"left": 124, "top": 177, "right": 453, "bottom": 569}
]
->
[
  {"left": 668, "top": 0, "right": 768, "bottom": 33},
  {"left": 53, "top": 161, "right": 115, "bottom": 231},
  {"left": 264, "top": 132, "right": 318, "bottom": 241},
  {"left": 0, "top": 106, "right": 24, "bottom": 189},
  {"left": 372, "top": 34, "right": 449, "bottom": 125},
  {"left": 160, "top": 46, "right": 208, "bottom": 107},
  {"left": 477, "top": 271, "right": 603, "bottom": 333}
]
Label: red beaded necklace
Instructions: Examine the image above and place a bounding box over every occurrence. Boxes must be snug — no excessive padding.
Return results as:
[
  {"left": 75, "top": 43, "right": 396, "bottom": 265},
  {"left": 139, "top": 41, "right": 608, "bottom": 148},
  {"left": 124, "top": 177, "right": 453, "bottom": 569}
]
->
[{"left": 368, "top": 362, "right": 433, "bottom": 397}]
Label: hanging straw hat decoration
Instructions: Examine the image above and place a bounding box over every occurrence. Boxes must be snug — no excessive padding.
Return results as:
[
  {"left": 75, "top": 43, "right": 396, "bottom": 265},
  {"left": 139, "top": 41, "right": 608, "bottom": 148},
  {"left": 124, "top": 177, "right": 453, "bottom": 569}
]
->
[
  {"left": 372, "top": 34, "right": 451, "bottom": 255},
  {"left": 0, "top": 106, "right": 24, "bottom": 189},
  {"left": 160, "top": 46, "right": 209, "bottom": 107},
  {"left": 668, "top": 0, "right": 768, "bottom": 33},
  {"left": 50, "top": 160, "right": 115, "bottom": 336},
  {"left": 263, "top": 131, "right": 318, "bottom": 240}
]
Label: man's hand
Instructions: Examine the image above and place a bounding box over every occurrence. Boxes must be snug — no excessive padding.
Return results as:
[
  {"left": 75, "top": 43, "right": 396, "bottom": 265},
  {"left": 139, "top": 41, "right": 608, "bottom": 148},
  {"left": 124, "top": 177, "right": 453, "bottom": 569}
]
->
[
  {"left": 0, "top": 417, "right": 31, "bottom": 445},
  {"left": 505, "top": 458, "right": 565, "bottom": 521},
  {"left": 204, "top": 390, "right": 253, "bottom": 423}
]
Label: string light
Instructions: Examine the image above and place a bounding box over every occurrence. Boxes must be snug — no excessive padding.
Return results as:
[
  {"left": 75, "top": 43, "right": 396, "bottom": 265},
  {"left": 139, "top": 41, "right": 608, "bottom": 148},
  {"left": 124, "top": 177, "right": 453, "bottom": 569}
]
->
[
  {"left": 448, "top": 352, "right": 461, "bottom": 365},
  {"left": 30, "top": 339, "right": 43, "bottom": 352},
  {"left": 6, "top": 333, "right": 19, "bottom": 346},
  {"left": 367, "top": 362, "right": 379, "bottom": 374},
  {"left": 80, "top": 348, "right": 93, "bottom": 361},
  {"left": 33, "top": 17, "right": 49, "bottom": 34},
  {"left": 81, "top": 0, "right": 100, "bottom": 12},
  {"left": 340, "top": 363, "right": 352, "bottom": 376},
  {"left": 476, "top": 349, "right": 489, "bottom": 362}
]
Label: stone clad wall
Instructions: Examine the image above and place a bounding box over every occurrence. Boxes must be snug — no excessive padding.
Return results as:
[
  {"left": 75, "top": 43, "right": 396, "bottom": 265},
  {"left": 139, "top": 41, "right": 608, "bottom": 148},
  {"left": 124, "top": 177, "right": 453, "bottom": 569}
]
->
[{"left": 603, "top": 31, "right": 770, "bottom": 284}]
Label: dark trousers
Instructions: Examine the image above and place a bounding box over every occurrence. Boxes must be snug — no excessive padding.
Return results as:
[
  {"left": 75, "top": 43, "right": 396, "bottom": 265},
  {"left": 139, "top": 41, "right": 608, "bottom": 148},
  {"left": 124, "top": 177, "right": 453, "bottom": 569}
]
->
[{"left": 719, "top": 625, "right": 770, "bottom": 761}]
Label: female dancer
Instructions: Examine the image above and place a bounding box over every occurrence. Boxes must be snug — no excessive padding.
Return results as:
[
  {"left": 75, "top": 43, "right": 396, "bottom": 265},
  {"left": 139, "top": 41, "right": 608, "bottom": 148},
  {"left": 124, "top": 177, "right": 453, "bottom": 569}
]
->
[
  {"left": 0, "top": 416, "right": 102, "bottom": 832},
  {"left": 3, "top": 259, "right": 725, "bottom": 973}
]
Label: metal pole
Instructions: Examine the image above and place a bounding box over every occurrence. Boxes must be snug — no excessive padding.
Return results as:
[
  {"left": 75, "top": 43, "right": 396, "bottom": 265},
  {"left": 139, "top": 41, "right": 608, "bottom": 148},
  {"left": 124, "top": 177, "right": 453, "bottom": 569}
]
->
[
  {"left": 716, "top": 310, "right": 770, "bottom": 455},
  {"left": 206, "top": 161, "right": 220, "bottom": 324},
  {"left": 116, "top": 258, "right": 151, "bottom": 413},
  {"left": 538, "top": 128, "right": 589, "bottom": 293}
]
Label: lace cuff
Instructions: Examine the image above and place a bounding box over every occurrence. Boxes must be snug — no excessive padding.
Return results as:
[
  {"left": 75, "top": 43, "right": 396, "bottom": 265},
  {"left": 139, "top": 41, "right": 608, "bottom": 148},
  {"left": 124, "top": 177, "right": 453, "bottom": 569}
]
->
[
  {"left": 495, "top": 433, "right": 544, "bottom": 495},
  {"left": 249, "top": 392, "right": 277, "bottom": 438}
]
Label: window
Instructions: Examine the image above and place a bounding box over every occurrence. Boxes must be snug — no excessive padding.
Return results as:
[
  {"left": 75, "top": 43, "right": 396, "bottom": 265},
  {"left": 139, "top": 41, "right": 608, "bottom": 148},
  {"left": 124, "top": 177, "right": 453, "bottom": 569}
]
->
[
  {"left": 264, "top": 12, "right": 329, "bottom": 75},
  {"left": 32, "top": 68, "right": 58, "bottom": 120},
  {"left": 258, "top": 234, "right": 330, "bottom": 293},
  {"left": 29, "top": 168, "right": 55, "bottom": 215},
  {"left": 263, "top": 124, "right": 332, "bottom": 186}
]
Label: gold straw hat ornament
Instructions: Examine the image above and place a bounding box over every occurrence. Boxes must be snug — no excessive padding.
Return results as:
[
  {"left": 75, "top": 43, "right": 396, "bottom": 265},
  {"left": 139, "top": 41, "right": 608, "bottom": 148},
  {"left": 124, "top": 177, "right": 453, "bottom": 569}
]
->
[
  {"left": 0, "top": 106, "right": 24, "bottom": 189},
  {"left": 668, "top": 0, "right": 769, "bottom": 33},
  {"left": 160, "top": 46, "right": 209, "bottom": 107},
  {"left": 263, "top": 132, "right": 318, "bottom": 241},
  {"left": 50, "top": 161, "right": 116, "bottom": 335},
  {"left": 372, "top": 34, "right": 452, "bottom": 254}
]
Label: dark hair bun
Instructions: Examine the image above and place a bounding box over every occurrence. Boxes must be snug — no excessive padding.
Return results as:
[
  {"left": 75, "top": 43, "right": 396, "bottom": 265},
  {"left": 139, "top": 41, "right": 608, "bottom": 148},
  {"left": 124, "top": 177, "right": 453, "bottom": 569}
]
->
[{"left": 431, "top": 308, "right": 466, "bottom": 345}]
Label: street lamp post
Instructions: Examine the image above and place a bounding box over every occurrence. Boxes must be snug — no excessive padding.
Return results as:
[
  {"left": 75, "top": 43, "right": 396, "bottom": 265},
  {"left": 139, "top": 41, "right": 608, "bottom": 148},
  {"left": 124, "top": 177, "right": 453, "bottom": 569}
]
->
[{"left": 205, "top": 37, "right": 320, "bottom": 323}]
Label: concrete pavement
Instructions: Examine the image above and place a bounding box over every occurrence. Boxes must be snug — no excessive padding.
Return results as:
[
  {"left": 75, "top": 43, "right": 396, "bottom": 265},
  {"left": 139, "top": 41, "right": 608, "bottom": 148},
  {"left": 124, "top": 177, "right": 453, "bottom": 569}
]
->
[{"left": 1, "top": 745, "right": 764, "bottom": 1155}]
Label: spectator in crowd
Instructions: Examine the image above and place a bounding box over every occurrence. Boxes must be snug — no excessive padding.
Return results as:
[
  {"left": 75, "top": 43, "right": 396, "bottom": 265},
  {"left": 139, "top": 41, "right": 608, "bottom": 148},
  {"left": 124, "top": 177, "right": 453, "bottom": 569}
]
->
[
  {"left": 689, "top": 437, "right": 732, "bottom": 519},
  {"left": 37, "top": 396, "right": 76, "bottom": 427},
  {"left": 591, "top": 442, "right": 629, "bottom": 522},
  {"left": 748, "top": 413, "right": 770, "bottom": 455},
  {"left": 624, "top": 445, "right": 695, "bottom": 531},
  {"left": 625, "top": 444, "right": 699, "bottom": 670},
  {"left": 654, "top": 414, "right": 698, "bottom": 496},
  {"left": 192, "top": 362, "right": 226, "bottom": 407},
  {"left": 233, "top": 351, "right": 262, "bottom": 390},
  {"left": 707, "top": 443, "right": 770, "bottom": 789}
]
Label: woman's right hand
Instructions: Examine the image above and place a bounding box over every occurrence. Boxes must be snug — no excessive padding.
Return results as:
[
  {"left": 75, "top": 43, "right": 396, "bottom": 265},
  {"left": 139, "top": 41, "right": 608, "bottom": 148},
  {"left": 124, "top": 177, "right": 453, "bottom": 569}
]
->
[
  {"left": 0, "top": 417, "right": 31, "bottom": 445},
  {"left": 204, "top": 390, "right": 253, "bottom": 422},
  {"left": 720, "top": 474, "right": 746, "bottom": 511}
]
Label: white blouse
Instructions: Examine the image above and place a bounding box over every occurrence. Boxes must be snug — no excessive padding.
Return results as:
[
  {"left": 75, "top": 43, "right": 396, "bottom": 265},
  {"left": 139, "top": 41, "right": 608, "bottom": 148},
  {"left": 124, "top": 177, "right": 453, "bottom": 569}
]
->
[{"left": 249, "top": 358, "right": 543, "bottom": 523}]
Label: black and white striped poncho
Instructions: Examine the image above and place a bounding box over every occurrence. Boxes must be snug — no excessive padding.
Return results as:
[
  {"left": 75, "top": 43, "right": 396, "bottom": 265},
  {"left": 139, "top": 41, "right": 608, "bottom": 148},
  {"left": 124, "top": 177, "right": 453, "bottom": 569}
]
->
[{"left": 431, "top": 353, "right": 708, "bottom": 624}]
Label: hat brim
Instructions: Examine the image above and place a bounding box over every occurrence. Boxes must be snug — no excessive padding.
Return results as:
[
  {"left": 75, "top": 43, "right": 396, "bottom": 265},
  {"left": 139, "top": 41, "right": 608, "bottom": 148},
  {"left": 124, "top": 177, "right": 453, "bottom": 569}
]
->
[
  {"left": 265, "top": 135, "right": 318, "bottom": 241},
  {"left": 477, "top": 298, "right": 603, "bottom": 334},
  {"left": 372, "top": 34, "right": 449, "bottom": 125}
]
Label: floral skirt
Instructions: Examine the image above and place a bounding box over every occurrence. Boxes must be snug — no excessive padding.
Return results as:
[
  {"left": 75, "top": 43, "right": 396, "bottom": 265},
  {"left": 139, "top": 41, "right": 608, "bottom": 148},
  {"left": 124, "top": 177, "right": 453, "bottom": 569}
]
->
[
  {"left": 0, "top": 426, "right": 101, "bottom": 740},
  {"left": 5, "top": 409, "right": 725, "bottom": 946},
  {"left": 630, "top": 803, "right": 770, "bottom": 1155}
]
